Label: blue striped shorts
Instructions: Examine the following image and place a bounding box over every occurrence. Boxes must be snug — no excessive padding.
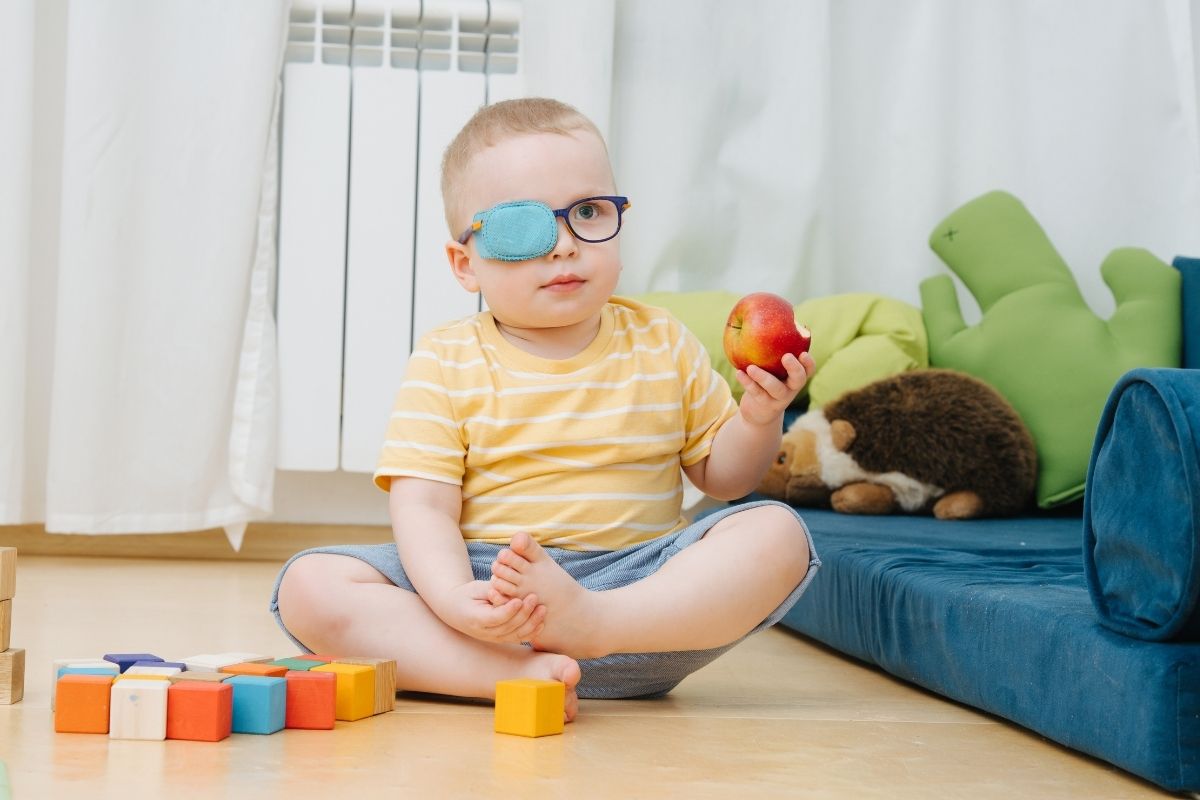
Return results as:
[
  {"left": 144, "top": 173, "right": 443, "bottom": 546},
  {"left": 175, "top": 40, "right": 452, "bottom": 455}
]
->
[{"left": 269, "top": 499, "right": 820, "bottom": 699}]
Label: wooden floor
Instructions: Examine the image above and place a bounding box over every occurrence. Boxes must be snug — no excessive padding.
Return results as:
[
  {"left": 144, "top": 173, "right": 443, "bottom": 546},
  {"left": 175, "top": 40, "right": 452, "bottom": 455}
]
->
[{"left": 0, "top": 552, "right": 1178, "bottom": 799}]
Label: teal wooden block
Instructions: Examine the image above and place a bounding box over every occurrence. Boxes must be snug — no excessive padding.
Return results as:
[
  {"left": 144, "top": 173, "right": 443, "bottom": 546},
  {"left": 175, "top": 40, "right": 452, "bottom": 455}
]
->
[
  {"left": 270, "top": 657, "right": 320, "bottom": 671},
  {"left": 58, "top": 666, "right": 119, "bottom": 679},
  {"left": 225, "top": 675, "right": 286, "bottom": 734}
]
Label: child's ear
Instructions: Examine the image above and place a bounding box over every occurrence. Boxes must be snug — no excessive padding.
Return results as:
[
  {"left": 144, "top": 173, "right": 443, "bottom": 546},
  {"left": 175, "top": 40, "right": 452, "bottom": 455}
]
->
[{"left": 446, "top": 240, "right": 480, "bottom": 293}]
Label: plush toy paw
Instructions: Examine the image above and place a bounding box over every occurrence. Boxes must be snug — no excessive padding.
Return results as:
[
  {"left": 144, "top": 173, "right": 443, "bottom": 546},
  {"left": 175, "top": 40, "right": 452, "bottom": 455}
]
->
[
  {"left": 921, "top": 190, "right": 1180, "bottom": 507},
  {"left": 831, "top": 482, "right": 898, "bottom": 515},
  {"left": 932, "top": 490, "right": 985, "bottom": 520}
]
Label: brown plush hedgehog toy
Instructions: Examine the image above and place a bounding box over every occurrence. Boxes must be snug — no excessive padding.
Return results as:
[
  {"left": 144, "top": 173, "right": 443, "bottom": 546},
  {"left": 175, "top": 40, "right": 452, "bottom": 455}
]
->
[{"left": 758, "top": 369, "right": 1038, "bottom": 519}]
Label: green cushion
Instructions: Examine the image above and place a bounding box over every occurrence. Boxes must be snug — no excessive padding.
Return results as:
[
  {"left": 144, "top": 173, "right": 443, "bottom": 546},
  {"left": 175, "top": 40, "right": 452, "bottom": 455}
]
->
[
  {"left": 635, "top": 291, "right": 927, "bottom": 407},
  {"left": 921, "top": 190, "right": 1181, "bottom": 507}
]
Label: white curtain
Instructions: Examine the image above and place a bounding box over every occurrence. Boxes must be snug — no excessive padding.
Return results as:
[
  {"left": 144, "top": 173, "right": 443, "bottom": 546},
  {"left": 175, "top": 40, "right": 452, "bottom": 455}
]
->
[
  {"left": 5, "top": 0, "right": 1199, "bottom": 534},
  {"left": 610, "top": 0, "right": 1200, "bottom": 321},
  {"left": 0, "top": 0, "right": 286, "bottom": 547}
]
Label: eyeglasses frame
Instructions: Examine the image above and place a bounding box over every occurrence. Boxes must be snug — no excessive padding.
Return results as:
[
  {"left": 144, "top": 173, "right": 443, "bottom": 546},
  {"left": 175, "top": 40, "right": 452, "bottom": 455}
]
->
[{"left": 457, "top": 195, "right": 632, "bottom": 248}]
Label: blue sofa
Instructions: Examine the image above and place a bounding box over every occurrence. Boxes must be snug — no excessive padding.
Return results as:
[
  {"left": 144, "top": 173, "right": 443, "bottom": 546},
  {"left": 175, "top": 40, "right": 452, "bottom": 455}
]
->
[{"left": 749, "top": 257, "right": 1200, "bottom": 791}]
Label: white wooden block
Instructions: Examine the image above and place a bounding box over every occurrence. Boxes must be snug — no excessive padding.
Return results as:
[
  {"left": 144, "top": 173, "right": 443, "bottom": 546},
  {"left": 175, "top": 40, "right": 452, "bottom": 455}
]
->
[
  {"left": 276, "top": 59, "right": 352, "bottom": 471},
  {"left": 50, "top": 659, "right": 118, "bottom": 711},
  {"left": 125, "top": 665, "right": 182, "bottom": 678},
  {"left": 410, "top": 67, "right": 486, "bottom": 342},
  {"left": 220, "top": 652, "right": 272, "bottom": 665},
  {"left": 179, "top": 652, "right": 269, "bottom": 672},
  {"left": 340, "top": 62, "right": 419, "bottom": 473},
  {"left": 109, "top": 679, "right": 168, "bottom": 740}
]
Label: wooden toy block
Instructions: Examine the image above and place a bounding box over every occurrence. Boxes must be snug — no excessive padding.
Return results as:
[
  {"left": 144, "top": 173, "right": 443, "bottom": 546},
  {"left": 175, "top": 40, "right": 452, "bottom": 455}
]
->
[
  {"left": 311, "top": 662, "right": 375, "bottom": 721},
  {"left": 494, "top": 679, "right": 565, "bottom": 738},
  {"left": 271, "top": 657, "right": 322, "bottom": 671},
  {"left": 54, "top": 674, "right": 114, "bottom": 734},
  {"left": 0, "top": 649, "right": 23, "bottom": 705},
  {"left": 109, "top": 678, "right": 168, "bottom": 740},
  {"left": 103, "top": 653, "right": 163, "bottom": 673},
  {"left": 51, "top": 663, "right": 120, "bottom": 710},
  {"left": 133, "top": 660, "right": 186, "bottom": 672},
  {"left": 220, "top": 662, "right": 288, "bottom": 678},
  {"left": 113, "top": 673, "right": 169, "bottom": 683},
  {"left": 284, "top": 670, "right": 336, "bottom": 730},
  {"left": 166, "top": 681, "right": 233, "bottom": 742},
  {"left": 0, "top": 548, "right": 14, "bottom": 602},
  {"left": 126, "top": 665, "right": 183, "bottom": 678},
  {"left": 168, "top": 671, "right": 228, "bottom": 684},
  {"left": 334, "top": 657, "right": 397, "bottom": 714},
  {"left": 225, "top": 675, "right": 286, "bottom": 735},
  {"left": 0, "top": 600, "right": 9, "bottom": 653},
  {"left": 179, "top": 653, "right": 269, "bottom": 672}
]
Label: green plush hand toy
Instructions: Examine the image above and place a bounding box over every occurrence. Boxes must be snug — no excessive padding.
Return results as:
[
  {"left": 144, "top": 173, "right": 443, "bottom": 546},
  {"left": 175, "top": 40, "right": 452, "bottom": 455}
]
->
[{"left": 921, "top": 190, "right": 1180, "bottom": 507}]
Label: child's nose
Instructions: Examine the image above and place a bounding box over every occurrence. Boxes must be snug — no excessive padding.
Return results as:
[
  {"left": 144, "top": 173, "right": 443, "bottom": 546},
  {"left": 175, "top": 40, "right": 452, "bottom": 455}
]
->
[{"left": 548, "top": 217, "right": 579, "bottom": 259}]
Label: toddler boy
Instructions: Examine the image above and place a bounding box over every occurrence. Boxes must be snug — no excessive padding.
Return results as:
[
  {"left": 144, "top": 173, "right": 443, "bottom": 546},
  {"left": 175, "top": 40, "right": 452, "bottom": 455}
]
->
[{"left": 272, "top": 98, "right": 820, "bottom": 721}]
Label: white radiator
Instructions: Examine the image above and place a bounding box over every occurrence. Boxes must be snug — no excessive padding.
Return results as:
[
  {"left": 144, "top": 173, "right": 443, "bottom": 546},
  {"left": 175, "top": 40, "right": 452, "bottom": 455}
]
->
[{"left": 275, "top": 0, "right": 525, "bottom": 474}]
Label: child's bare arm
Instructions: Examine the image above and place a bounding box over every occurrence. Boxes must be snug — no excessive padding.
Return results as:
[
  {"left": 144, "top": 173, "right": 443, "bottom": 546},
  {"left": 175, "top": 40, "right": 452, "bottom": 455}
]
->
[
  {"left": 389, "top": 477, "right": 546, "bottom": 643},
  {"left": 684, "top": 352, "right": 815, "bottom": 501}
]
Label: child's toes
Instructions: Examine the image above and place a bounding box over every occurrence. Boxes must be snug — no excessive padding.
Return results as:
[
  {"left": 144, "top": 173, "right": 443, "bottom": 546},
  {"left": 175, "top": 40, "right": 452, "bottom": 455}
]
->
[
  {"left": 491, "top": 561, "right": 522, "bottom": 584},
  {"left": 490, "top": 575, "right": 521, "bottom": 598},
  {"left": 496, "top": 549, "right": 530, "bottom": 571}
]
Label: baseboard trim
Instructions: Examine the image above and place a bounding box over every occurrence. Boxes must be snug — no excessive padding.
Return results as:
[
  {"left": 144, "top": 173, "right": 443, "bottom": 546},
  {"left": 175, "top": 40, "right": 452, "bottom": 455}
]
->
[{"left": 0, "top": 523, "right": 393, "bottom": 562}]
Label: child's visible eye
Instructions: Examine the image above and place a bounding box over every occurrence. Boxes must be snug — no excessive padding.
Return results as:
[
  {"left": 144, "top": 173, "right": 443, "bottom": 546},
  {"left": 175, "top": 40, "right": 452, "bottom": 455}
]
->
[{"left": 574, "top": 203, "right": 599, "bottom": 220}]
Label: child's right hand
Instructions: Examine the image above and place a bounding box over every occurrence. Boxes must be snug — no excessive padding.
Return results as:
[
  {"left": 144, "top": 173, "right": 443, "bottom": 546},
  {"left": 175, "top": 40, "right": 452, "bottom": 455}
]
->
[{"left": 439, "top": 580, "right": 547, "bottom": 644}]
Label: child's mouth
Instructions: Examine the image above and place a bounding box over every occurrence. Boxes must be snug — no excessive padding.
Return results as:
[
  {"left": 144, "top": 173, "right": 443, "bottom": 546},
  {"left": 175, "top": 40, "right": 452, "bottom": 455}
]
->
[{"left": 543, "top": 275, "right": 586, "bottom": 292}]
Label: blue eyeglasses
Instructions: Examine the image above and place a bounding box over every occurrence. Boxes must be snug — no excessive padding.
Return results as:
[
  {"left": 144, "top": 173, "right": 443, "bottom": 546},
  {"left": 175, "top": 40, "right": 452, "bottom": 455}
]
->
[{"left": 457, "top": 196, "right": 631, "bottom": 262}]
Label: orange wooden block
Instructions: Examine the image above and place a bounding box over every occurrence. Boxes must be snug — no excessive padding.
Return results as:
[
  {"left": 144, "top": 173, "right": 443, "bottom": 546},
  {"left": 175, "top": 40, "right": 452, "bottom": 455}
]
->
[
  {"left": 219, "top": 662, "right": 288, "bottom": 678},
  {"left": 55, "top": 674, "right": 114, "bottom": 733},
  {"left": 166, "top": 681, "right": 232, "bottom": 742},
  {"left": 285, "top": 670, "right": 336, "bottom": 730}
]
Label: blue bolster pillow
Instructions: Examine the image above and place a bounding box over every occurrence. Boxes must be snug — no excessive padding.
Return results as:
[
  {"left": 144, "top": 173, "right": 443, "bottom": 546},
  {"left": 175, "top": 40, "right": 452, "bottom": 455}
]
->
[{"left": 1083, "top": 368, "right": 1200, "bottom": 640}]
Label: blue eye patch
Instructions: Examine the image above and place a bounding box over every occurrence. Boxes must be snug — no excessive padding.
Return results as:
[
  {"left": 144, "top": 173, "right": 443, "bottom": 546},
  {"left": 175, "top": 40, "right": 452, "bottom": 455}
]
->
[{"left": 462, "top": 200, "right": 558, "bottom": 262}]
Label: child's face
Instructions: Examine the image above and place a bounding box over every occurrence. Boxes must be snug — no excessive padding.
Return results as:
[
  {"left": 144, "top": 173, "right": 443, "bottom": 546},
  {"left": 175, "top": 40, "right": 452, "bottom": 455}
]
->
[{"left": 446, "top": 129, "right": 623, "bottom": 333}]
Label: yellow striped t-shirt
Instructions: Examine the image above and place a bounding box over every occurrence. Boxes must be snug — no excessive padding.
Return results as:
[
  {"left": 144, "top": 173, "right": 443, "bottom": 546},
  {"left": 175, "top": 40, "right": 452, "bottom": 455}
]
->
[{"left": 373, "top": 296, "right": 738, "bottom": 551}]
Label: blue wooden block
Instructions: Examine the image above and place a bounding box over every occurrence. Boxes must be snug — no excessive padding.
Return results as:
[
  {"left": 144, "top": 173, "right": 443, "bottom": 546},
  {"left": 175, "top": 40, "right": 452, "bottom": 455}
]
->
[
  {"left": 225, "top": 675, "right": 286, "bottom": 734},
  {"left": 133, "top": 660, "right": 186, "bottom": 671},
  {"left": 58, "top": 666, "right": 118, "bottom": 679},
  {"left": 103, "top": 653, "right": 163, "bottom": 673}
]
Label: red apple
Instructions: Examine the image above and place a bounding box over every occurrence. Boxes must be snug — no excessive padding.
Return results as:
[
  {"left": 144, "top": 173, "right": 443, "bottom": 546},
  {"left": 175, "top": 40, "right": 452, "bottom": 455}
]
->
[{"left": 723, "top": 292, "right": 812, "bottom": 379}]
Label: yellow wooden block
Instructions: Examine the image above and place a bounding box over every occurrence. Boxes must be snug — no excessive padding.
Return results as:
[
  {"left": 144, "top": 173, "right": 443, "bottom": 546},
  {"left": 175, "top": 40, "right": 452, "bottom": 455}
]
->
[
  {"left": 0, "top": 548, "right": 14, "bottom": 602},
  {"left": 494, "top": 679, "right": 564, "bottom": 737},
  {"left": 311, "top": 662, "right": 375, "bottom": 721},
  {"left": 334, "top": 657, "right": 396, "bottom": 714},
  {"left": 113, "top": 673, "right": 170, "bottom": 682}
]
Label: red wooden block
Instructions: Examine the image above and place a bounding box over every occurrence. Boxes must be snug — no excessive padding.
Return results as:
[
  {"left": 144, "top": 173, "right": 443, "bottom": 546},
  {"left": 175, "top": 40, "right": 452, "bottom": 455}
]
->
[
  {"left": 219, "top": 662, "right": 288, "bottom": 678},
  {"left": 55, "top": 674, "right": 113, "bottom": 733},
  {"left": 285, "top": 670, "right": 336, "bottom": 730},
  {"left": 166, "top": 681, "right": 233, "bottom": 742}
]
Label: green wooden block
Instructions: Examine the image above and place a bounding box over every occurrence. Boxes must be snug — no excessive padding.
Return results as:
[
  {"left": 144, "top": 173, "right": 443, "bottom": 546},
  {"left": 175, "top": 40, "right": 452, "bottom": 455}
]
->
[
  {"left": 270, "top": 657, "right": 323, "bottom": 671},
  {"left": 0, "top": 759, "right": 10, "bottom": 800}
]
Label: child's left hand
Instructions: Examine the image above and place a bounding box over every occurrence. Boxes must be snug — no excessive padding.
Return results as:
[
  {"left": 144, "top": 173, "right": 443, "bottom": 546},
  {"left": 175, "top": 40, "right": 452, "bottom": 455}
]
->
[{"left": 734, "top": 352, "right": 816, "bottom": 427}]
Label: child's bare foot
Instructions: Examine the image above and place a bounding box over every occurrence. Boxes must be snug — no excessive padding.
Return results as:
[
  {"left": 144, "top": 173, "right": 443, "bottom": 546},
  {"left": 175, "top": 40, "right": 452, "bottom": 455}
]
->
[
  {"left": 490, "top": 533, "right": 611, "bottom": 659},
  {"left": 519, "top": 651, "right": 583, "bottom": 722}
]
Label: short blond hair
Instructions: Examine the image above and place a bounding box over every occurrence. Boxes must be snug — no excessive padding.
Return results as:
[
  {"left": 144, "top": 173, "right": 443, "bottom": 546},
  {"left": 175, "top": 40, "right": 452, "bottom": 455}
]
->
[{"left": 441, "top": 97, "right": 606, "bottom": 234}]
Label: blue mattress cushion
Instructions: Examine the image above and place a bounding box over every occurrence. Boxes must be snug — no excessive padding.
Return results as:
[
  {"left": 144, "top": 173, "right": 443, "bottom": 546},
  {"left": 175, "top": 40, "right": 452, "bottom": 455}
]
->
[
  {"left": 770, "top": 506, "right": 1200, "bottom": 792},
  {"left": 1083, "top": 368, "right": 1200, "bottom": 641}
]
